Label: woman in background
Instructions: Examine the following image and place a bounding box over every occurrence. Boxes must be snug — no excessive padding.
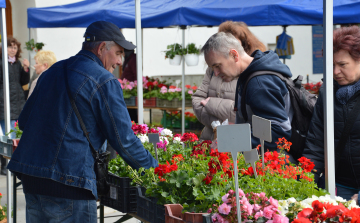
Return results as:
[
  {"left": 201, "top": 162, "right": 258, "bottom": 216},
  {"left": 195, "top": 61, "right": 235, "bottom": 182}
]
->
[
  {"left": 0, "top": 36, "right": 30, "bottom": 175},
  {"left": 192, "top": 21, "right": 266, "bottom": 140},
  {"left": 28, "top": 50, "right": 57, "bottom": 98}
]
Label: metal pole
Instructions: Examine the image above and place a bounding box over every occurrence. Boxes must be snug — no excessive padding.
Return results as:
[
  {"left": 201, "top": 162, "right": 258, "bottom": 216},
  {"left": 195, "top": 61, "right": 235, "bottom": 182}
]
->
[
  {"left": 181, "top": 27, "right": 185, "bottom": 135},
  {"left": 135, "top": 0, "right": 143, "bottom": 124},
  {"left": 1, "top": 7, "right": 12, "bottom": 223},
  {"left": 323, "top": 0, "right": 336, "bottom": 198}
]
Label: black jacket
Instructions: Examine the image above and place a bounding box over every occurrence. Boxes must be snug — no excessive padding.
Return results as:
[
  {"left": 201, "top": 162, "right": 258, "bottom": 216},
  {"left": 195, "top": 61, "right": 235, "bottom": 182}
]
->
[
  {"left": 0, "top": 61, "right": 29, "bottom": 120},
  {"left": 302, "top": 83, "right": 360, "bottom": 189}
]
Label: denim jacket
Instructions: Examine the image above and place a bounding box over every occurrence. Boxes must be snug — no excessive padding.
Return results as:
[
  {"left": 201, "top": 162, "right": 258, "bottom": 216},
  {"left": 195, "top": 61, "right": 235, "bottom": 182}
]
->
[{"left": 8, "top": 50, "right": 158, "bottom": 199}]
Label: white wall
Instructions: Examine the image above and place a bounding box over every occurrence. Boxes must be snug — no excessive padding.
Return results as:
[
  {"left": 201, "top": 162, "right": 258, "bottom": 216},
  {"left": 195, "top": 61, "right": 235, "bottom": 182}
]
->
[{"left": 10, "top": 0, "right": 323, "bottom": 84}]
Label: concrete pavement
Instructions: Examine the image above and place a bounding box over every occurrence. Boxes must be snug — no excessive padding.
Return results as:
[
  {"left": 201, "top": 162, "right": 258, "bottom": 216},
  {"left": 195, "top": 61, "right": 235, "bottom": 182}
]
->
[{"left": 0, "top": 174, "right": 139, "bottom": 223}]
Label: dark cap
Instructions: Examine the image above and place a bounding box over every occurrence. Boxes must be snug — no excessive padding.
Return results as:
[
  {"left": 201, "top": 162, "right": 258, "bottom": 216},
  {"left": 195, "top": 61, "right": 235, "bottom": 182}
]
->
[{"left": 84, "top": 21, "right": 136, "bottom": 50}]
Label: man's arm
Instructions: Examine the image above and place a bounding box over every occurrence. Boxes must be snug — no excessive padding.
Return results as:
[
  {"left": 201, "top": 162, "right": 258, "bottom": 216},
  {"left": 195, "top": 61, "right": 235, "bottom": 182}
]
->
[{"left": 91, "top": 78, "right": 158, "bottom": 170}]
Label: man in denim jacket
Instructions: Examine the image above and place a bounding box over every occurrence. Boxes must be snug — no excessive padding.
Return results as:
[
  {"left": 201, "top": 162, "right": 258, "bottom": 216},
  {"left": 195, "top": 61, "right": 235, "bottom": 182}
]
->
[{"left": 8, "top": 21, "right": 158, "bottom": 222}]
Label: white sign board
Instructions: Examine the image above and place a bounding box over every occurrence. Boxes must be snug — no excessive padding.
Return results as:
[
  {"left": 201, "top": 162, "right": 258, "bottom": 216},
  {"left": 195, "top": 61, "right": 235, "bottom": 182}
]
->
[{"left": 217, "top": 124, "right": 252, "bottom": 223}]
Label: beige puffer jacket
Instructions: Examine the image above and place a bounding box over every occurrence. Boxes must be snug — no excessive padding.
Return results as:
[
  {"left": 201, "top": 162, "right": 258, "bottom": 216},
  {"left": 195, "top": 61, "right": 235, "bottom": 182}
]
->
[{"left": 192, "top": 67, "right": 237, "bottom": 140}]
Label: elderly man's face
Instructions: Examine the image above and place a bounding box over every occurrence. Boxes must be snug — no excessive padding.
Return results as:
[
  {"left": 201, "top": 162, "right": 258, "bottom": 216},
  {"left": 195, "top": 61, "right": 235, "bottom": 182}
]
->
[
  {"left": 99, "top": 43, "right": 124, "bottom": 73},
  {"left": 205, "top": 50, "right": 239, "bottom": 82}
]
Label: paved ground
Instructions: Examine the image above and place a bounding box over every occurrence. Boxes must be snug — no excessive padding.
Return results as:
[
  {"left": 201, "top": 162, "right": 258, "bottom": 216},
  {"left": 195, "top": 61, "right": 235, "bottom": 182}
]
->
[{"left": 0, "top": 173, "right": 139, "bottom": 223}]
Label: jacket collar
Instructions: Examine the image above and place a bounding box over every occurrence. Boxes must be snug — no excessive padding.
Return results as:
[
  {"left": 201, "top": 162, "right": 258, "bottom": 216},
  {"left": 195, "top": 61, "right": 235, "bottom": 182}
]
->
[{"left": 77, "top": 50, "right": 104, "bottom": 69}]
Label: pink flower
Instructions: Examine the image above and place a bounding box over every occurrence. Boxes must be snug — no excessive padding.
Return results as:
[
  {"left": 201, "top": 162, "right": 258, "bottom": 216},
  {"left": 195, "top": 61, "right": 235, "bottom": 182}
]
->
[
  {"left": 222, "top": 193, "right": 230, "bottom": 203},
  {"left": 238, "top": 188, "right": 245, "bottom": 197},
  {"left": 253, "top": 204, "right": 261, "bottom": 212},
  {"left": 263, "top": 206, "right": 275, "bottom": 219},
  {"left": 188, "top": 90, "right": 193, "bottom": 94},
  {"left": 126, "top": 85, "right": 133, "bottom": 90},
  {"left": 218, "top": 203, "right": 231, "bottom": 215},
  {"left": 266, "top": 221, "right": 273, "bottom": 223},
  {"left": 169, "top": 88, "right": 176, "bottom": 93},
  {"left": 259, "top": 192, "right": 266, "bottom": 198},
  {"left": 157, "top": 127, "right": 164, "bottom": 133},
  {"left": 118, "top": 79, "right": 123, "bottom": 84},
  {"left": 160, "top": 86, "right": 167, "bottom": 93},
  {"left": 140, "top": 124, "right": 149, "bottom": 133},
  {"left": 157, "top": 141, "right": 168, "bottom": 151},
  {"left": 130, "top": 82, "right": 135, "bottom": 87},
  {"left": 273, "top": 214, "right": 289, "bottom": 223},
  {"left": 269, "top": 197, "right": 278, "bottom": 208},
  {"left": 254, "top": 210, "right": 264, "bottom": 220},
  {"left": 175, "top": 87, "right": 182, "bottom": 92},
  {"left": 212, "top": 213, "right": 229, "bottom": 223}
]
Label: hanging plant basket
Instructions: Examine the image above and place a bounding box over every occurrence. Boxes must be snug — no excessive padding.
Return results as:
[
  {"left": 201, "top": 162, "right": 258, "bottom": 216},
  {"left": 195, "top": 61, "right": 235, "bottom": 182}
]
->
[
  {"left": 169, "top": 55, "right": 182, "bottom": 66},
  {"left": 185, "top": 53, "right": 199, "bottom": 66}
]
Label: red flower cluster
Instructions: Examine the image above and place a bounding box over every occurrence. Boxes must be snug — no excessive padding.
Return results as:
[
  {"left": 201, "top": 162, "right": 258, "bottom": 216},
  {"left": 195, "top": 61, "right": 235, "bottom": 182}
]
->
[
  {"left": 154, "top": 161, "right": 178, "bottom": 181},
  {"left": 180, "top": 132, "right": 199, "bottom": 142},
  {"left": 131, "top": 123, "right": 148, "bottom": 135},
  {"left": 191, "top": 140, "right": 212, "bottom": 157},
  {"left": 171, "top": 154, "right": 184, "bottom": 164},
  {"left": 276, "top": 137, "right": 292, "bottom": 152},
  {"left": 203, "top": 148, "right": 232, "bottom": 184},
  {"left": 148, "top": 128, "right": 159, "bottom": 134},
  {"left": 241, "top": 139, "right": 315, "bottom": 182},
  {"left": 293, "top": 199, "right": 360, "bottom": 223},
  {"left": 185, "top": 85, "right": 198, "bottom": 91},
  {"left": 303, "top": 81, "right": 322, "bottom": 95}
]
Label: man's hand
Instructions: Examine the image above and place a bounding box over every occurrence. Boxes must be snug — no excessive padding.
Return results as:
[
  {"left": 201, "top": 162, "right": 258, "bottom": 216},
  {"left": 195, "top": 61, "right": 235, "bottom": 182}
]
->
[
  {"left": 22, "top": 58, "right": 30, "bottom": 72},
  {"left": 200, "top": 97, "right": 210, "bottom": 106},
  {"left": 351, "top": 193, "right": 358, "bottom": 205}
]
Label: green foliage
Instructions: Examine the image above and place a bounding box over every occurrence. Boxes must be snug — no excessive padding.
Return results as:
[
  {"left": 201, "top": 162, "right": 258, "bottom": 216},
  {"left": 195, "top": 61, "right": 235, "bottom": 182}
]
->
[
  {"left": 25, "top": 39, "right": 44, "bottom": 51},
  {"left": 7, "top": 121, "right": 22, "bottom": 138},
  {"left": 164, "top": 43, "right": 186, "bottom": 59},
  {"left": 185, "top": 43, "right": 200, "bottom": 55}
]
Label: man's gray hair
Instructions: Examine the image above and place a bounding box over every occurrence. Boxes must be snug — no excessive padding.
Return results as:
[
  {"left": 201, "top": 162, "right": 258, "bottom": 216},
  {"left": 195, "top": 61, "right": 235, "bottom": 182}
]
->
[
  {"left": 201, "top": 32, "right": 244, "bottom": 58},
  {"left": 82, "top": 41, "right": 117, "bottom": 51}
]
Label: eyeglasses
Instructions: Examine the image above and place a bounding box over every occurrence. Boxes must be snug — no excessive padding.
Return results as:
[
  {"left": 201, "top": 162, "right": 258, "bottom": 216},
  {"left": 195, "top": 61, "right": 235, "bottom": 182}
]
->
[{"left": 8, "top": 46, "right": 18, "bottom": 50}]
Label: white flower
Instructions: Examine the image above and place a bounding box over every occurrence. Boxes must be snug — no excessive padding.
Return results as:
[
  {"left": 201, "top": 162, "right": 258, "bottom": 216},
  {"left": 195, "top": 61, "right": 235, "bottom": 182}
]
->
[
  {"left": 160, "top": 136, "right": 169, "bottom": 144},
  {"left": 173, "top": 137, "right": 183, "bottom": 144},
  {"left": 287, "top": 197, "right": 297, "bottom": 203},
  {"left": 137, "top": 134, "right": 149, "bottom": 143},
  {"left": 160, "top": 128, "right": 173, "bottom": 137}
]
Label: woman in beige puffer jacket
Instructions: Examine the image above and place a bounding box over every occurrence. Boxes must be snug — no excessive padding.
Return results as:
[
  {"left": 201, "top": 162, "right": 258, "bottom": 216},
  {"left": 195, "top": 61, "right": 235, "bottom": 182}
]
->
[{"left": 192, "top": 21, "right": 266, "bottom": 140}]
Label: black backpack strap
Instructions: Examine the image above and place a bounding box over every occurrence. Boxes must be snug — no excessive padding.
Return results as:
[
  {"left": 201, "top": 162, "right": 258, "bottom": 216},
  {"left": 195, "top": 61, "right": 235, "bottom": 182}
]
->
[
  {"left": 241, "top": 71, "right": 287, "bottom": 121},
  {"left": 63, "top": 61, "right": 99, "bottom": 160},
  {"left": 335, "top": 95, "right": 360, "bottom": 171}
]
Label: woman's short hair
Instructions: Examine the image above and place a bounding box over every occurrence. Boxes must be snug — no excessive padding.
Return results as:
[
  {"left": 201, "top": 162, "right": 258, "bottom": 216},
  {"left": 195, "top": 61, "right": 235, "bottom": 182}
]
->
[
  {"left": 34, "top": 50, "right": 57, "bottom": 68},
  {"left": 218, "top": 21, "right": 267, "bottom": 55},
  {"left": 7, "top": 36, "right": 22, "bottom": 61},
  {"left": 333, "top": 25, "right": 360, "bottom": 61}
]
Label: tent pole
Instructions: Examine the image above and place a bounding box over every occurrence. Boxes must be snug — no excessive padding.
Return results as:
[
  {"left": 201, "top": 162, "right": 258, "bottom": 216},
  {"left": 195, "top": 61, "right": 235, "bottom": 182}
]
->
[
  {"left": 135, "top": 0, "right": 143, "bottom": 124},
  {"left": 1, "top": 7, "right": 11, "bottom": 223},
  {"left": 181, "top": 26, "right": 185, "bottom": 135},
  {"left": 323, "top": 0, "right": 335, "bottom": 198}
]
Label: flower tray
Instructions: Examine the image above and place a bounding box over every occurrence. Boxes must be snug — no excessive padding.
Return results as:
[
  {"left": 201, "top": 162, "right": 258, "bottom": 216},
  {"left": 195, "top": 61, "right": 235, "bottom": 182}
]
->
[
  {"left": 124, "top": 96, "right": 136, "bottom": 106},
  {"left": 136, "top": 186, "right": 165, "bottom": 223},
  {"left": 164, "top": 204, "right": 212, "bottom": 223},
  {"left": 100, "top": 173, "right": 137, "bottom": 213},
  {"left": 189, "top": 122, "right": 204, "bottom": 130},
  {"left": 0, "top": 136, "right": 14, "bottom": 157},
  {"left": 156, "top": 98, "right": 181, "bottom": 108},
  {"left": 136, "top": 97, "right": 156, "bottom": 107}
]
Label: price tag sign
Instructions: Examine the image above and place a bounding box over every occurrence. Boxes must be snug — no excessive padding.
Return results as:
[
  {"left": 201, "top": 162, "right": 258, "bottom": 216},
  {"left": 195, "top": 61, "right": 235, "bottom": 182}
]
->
[
  {"left": 110, "top": 186, "right": 117, "bottom": 200},
  {"left": 217, "top": 124, "right": 251, "bottom": 223},
  {"left": 148, "top": 133, "right": 160, "bottom": 161},
  {"left": 243, "top": 149, "right": 259, "bottom": 178},
  {"left": 252, "top": 115, "right": 272, "bottom": 168}
]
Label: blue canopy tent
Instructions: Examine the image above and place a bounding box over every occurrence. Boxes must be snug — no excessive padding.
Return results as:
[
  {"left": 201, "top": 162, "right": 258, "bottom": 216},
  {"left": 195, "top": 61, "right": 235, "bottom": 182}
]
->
[
  {"left": 27, "top": 0, "right": 342, "bottom": 199},
  {"left": 28, "top": 0, "right": 360, "bottom": 28}
]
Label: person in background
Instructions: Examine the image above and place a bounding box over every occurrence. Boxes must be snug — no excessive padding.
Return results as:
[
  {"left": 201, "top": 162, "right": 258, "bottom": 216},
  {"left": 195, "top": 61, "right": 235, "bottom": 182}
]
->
[
  {"left": 302, "top": 26, "right": 360, "bottom": 203},
  {"left": 7, "top": 21, "right": 157, "bottom": 222},
  {"left": 0, "top": 36, "right": 30, "bottom": 175},
  {"left": 28, "top": 50, "right": 57, "bottom": 98},
  {"left": 121, "top": 48, "right": 138, "bottom": 123},
  {"left": 192, "top": 21, "right": 266, "bottom": 140},
  {"left": 201, "top": 32, "right": 294, "bottom": 153}
]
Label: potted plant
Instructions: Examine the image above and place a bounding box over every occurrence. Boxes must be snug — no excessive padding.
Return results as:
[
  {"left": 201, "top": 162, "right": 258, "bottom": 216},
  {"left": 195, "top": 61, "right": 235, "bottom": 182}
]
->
[
  {"left": 184, "top": 43, "right": 200, "bottom": 66},
  {"left": 25, "top": 39, "right": 45, "bottom": 59},
  {"left": 164, "top": 43, "right": 185, "bottom": 66}
]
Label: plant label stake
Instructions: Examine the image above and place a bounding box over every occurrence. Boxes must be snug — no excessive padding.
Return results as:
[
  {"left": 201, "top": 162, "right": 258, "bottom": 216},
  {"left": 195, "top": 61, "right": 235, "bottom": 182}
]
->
[
  {"left": 175, "top": 79, "right": 181, "bottom": 88},
  {"left": 243, "top": 149, "right": 259, "bottom": 178},
  {"left": 148, "top": 133, "right": 160, "bottom": 161},
  {"left": 217, "top": 124, "right": 251, "bottom": 223},
  {"left": 252, "top": 115, "right": 272, "bottom": 169}
]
